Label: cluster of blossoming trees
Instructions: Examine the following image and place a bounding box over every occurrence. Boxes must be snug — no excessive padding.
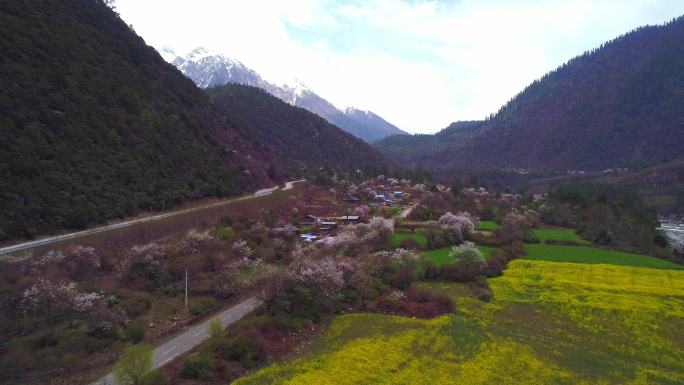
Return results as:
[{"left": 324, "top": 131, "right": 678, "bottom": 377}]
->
[
  {"left": 0, "top": 181, "right": 544, "bottom": 383},
  {"left": 251, "top": 212, "right": 495, "bottom": 320},
  {"left": 12, "top": 245, "right": 124, "bottom": 334}
]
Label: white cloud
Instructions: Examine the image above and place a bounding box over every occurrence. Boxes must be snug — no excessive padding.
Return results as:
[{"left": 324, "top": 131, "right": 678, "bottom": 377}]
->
[{"left": 115, "top": 0, "right": 684, "bottom": 133}]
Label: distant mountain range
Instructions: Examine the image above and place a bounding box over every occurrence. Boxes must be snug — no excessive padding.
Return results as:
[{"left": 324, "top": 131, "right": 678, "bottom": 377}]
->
[
  {"left": 376, "top": 16, "right": 684, "bottom": 179},
  {"left": 169, "top": 47, "right": 408, "bottom": 143}
]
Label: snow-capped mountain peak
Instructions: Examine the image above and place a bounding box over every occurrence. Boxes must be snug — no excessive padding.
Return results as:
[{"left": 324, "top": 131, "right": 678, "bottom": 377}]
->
[
  {"left": 185, "top": 46, "right": 218, "bottom": 62},
  {"left": 344, "top": 107, "right": 371, "bottom": 116},
  {"left": 291, "top": 79, "right": 310, "bottom": 93},
  {"left": 170, "top": 48, "right": 264, "bottom": 89},
  {"left": 281, "top": 79, "right": 312, "bottom": 98},
  {"left": 171, "top": 47, "right": 407, "bottom": 142},
  {"left": 343, "top": 107, "right": 408, "bottom": 139},
  {"left": 158, "top": 46, "right": 178, "bottom": 63},
  {"left": 180, "top": 47, "right": 246, "bottom": 70}
]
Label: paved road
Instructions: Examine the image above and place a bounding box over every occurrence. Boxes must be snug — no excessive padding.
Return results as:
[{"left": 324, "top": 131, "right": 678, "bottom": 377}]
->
[
  {"left": 0, "top": 180, "right": 304, "bottom": 257},
  {"left": 400, "top": 203, "right": 418, "bottom": 219},
  {"left": 94, "top": 296, "right": 263, "bottom": 385}
]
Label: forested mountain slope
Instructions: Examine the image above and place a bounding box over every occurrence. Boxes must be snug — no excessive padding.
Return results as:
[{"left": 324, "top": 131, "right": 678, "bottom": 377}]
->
[
  {"left": 376, "top": 16, "right": 684, "bottom": 175},
  {"left": 208, "top": 84, "right": 395, "bottom": 175},
  {"left": 375, "top": 121, "right": 484, "bottom": 171},
  {"left": 0, "top": 0, "right": 275, "bottom": 239}
]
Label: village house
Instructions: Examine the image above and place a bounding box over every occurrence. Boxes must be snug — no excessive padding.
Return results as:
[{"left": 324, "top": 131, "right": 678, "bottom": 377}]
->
[
  {"left": 340, "top": 215, "right": 360, "bottom": 223},
  {"left": 268, "top": 225, "right": 299, "bottom": 237}
]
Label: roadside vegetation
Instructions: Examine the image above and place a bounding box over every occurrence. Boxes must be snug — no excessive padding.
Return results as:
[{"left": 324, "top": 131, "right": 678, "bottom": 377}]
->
[{"left": 0, "top": 185, "right": 305, "bottom": 384}]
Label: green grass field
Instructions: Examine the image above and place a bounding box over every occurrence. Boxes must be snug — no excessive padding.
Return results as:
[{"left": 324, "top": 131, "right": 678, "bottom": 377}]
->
[
  {"left": 422, "top": 245, "right": 494, "bottom": 265},
  {"left": 235, "top": 260, "right": 684, "bottom": 385},
  {"left": 391, "top": 232, "right": 428, "bottom": 248},
  {"left": 534, "top": 228, "right": 588, "bottom": 244},
  {"left": 477, "top": 220, "right": 500, "bottom": 230},
  {"left": 523, "top": 243, "right": 682, "bottom": 269}
]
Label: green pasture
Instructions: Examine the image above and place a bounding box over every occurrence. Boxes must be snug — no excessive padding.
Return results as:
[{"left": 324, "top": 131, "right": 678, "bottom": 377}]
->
[
  {"left": 534, "top": 228, "right": 588, "bottom": 244},
  {"left": 391, "top": 232, "right": 428, "bottom": 248},
  {"left": 422, "top": 245, "right": 494, "bottom": 265},
  {"left": 523, "top": 243, "right": 682, "bottom": 269},
  {"left": 477, "top": 221, "right": 500, "bottom": 230}
]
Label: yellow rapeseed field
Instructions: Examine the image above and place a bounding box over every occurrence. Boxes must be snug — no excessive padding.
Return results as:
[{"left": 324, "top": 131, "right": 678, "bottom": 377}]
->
[
  {"left": 235, "top": 261, "right": 684, "bottom": 385},
  {"left": 491, "top": 260, "right": 684, "bottom": 370}
]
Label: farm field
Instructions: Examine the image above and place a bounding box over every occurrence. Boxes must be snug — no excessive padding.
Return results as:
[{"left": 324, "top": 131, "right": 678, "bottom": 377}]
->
[
  {"left": 534, "top": 228, "right": 588, "bottom": 244},
  {"left": 422, "top": 245, "right": 494, "bottom": 265},
  {"left": 391, "top": 232, "right": 428, "bottom": 248},
  {"left": 477, "top": 220, "right": 500, "bottom": 230},
  {"left": 234, "top": 260, "right": 684, "bottom": 385},
  {"left": 523, "top": 243, "right": 682, "bottom": 269}
]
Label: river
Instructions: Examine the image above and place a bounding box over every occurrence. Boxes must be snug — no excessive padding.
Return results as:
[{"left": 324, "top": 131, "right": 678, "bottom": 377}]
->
[{"left": 659, "top": 218, "right": 684, "bottom": 252}]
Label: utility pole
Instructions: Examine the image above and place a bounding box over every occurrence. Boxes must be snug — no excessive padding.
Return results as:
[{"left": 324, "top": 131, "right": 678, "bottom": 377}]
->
[{"left": 185, "top": 269, "right": 188, "bottom": 312}]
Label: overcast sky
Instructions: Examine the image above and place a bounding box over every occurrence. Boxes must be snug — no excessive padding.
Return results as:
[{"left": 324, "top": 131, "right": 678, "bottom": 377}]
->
[{"left": 115, "top": 0, "right": 684, "bottom": 134}]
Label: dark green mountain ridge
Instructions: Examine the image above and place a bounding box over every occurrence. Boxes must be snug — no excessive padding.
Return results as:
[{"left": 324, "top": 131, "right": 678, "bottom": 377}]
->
[
  {"left": 207, "top": 84, "right": 395, "bottom": 176},
  {"left": 0, "top": 0, "right": 276, "bottom": 239},
  {"left": 376, "top": 16, "right": 684, "bottom": 176}
]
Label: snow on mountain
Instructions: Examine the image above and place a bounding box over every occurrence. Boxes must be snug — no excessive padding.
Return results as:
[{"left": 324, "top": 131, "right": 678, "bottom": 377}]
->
[
  {"left": 344, "top": 107, "right": 371, "bottom": 116},
  {"left": 275, "top": 79, "right": 312, "bottom": 105},
  {"left": 171, "top": 47, "right": 405, "bottom": 142},
  {"left": 158, "top": 46, "right": 178, "bottom": 63},
  {"left": 184, "top": 46, "right": 215, "bottom": 61},
  {"left": 344, "top": 107, "right": 408, "bottom": 139},
  {"left": 287, "top": 79, "right": 311, "bottom": 98},
  {"left": 171, "top": 47, "right": 271, "bottom": 90}
]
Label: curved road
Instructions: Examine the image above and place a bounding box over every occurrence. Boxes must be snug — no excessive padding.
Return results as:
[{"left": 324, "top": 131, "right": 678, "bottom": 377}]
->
[
  {"left": 0, "top": 180, "right": 304, "bottom": 257},
  {"left": 400, "top": 203, "right": 418, "bottom": 219}
]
